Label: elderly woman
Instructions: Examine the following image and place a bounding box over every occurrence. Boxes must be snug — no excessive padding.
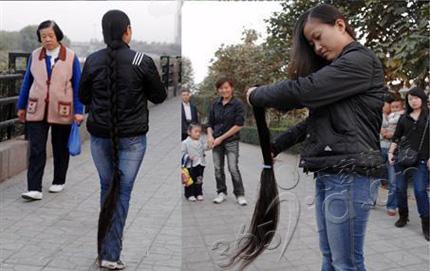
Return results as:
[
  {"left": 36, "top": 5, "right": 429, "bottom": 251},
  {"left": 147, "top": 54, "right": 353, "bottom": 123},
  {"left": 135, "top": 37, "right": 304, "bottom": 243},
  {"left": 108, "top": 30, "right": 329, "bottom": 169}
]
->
[{"left": 17, "top": 20, "right": 84, "bottom": 200}]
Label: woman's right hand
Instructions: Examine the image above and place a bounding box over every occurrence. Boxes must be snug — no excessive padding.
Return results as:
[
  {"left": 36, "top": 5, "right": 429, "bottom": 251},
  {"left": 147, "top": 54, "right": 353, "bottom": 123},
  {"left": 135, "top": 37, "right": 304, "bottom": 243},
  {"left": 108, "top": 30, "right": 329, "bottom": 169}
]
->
[
  {"left": 207, "top": 135, "right": 215, "bottom": 149},
  {"left": 388, "top": 152, "right": 395, "bottom": 165},
  {"left": 17, "top": 109, "right": 26, "bottom": 123}
]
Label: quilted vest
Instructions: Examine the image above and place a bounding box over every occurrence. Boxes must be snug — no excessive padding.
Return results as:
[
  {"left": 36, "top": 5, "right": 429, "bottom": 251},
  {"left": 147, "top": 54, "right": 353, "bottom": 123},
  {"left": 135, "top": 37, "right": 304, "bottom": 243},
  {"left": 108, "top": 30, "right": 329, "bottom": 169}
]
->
[{"left": 26, "top": 45, "right": 74, "bottom": 124}]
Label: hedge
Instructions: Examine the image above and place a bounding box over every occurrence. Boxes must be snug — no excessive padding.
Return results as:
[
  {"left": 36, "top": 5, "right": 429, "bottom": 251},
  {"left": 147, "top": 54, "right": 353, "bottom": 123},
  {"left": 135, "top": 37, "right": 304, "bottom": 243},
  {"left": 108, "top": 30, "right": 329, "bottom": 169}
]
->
[{"left": 239, "top": 126, "right": 302, "bottom": 155}]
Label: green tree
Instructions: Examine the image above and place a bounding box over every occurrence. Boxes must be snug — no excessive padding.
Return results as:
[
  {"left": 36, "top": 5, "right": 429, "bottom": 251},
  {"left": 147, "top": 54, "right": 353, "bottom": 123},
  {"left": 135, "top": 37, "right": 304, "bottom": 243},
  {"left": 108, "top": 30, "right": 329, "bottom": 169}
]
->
[
  {"left": 181, "top": 57, "right": 196, "bottom": 89},
  {"left": 265, "top": 0, "right": 429, "bottom": 89}
]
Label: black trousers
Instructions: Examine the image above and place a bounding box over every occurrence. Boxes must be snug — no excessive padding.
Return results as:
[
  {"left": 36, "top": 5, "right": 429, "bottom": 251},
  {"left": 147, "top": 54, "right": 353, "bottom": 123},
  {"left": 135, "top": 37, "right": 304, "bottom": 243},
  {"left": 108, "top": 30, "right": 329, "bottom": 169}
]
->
[
  {"left": 184, "top": 165, "right": 205, "bottom": 198},
  {"left": 26, "top": 121, "right": 71, "bottom": 191}
]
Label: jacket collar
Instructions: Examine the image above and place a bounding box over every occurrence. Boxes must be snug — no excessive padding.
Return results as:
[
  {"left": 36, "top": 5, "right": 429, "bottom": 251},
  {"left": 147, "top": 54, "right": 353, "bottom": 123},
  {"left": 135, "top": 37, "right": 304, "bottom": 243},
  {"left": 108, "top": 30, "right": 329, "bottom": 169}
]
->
[
  {"left": 38, "top": 44, "right": 67, "bottom": 61},
  {"left": 337, "top": 41, "right": 361, "bottom": 59}
]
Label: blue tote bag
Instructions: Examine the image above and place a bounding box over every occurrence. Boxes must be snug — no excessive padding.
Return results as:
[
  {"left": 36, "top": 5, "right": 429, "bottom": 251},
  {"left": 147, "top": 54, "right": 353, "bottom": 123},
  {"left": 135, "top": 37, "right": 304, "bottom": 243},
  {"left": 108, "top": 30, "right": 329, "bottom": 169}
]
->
[{"left": 68, "top": 122, "right": 81, "bottom": 156}]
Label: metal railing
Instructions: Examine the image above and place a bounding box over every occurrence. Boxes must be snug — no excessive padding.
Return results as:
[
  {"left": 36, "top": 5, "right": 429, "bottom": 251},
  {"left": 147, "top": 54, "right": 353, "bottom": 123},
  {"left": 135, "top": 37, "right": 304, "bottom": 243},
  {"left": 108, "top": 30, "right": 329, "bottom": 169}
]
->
[{"left": 0, "top": 73, "right": 25, "bottom": 142}]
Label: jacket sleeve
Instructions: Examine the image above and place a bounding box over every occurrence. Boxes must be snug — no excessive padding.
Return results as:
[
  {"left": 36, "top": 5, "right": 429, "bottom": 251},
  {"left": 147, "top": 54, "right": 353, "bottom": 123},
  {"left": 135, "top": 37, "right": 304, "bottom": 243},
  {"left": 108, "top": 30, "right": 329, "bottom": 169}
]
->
[
  {"left": 140, "top": 55, "right": 167, "bottom": 104},
  {"left": 71, "top": 55, "right": 84, "bottom": 114},
  {"left": 78, "top": 57, "right": 92, "bottom": 106},
  {"left": 181, "top": 141, "right": 189, "bottom": 165},
  {"left": 249, "top": 49, "right": 377, "bottom": 111},
  {"left": 17, "top": 56, "right": 33, "bottom": 110},
  {"left": 391, "top": 115, "right": 405, "bottom": 144},
  {"left": 272, "top": 119, "right": 308, "bottom": 156},
  {"left": 208, "top": 103, "right": 215, "bottom": 129},
  {"left": 234, "top": 100, "right": 245, "bottom": 126}
]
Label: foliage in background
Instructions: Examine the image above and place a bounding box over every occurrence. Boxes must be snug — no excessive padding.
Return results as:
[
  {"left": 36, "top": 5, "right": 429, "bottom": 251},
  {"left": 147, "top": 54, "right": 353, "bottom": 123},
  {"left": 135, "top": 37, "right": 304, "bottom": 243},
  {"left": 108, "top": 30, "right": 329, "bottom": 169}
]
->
[
  {"left": 0, "top": 26, "right": 180, "bottom": 72},
  {"left": 181, "top": 57, "right": 196, "bottom": 89},
  {"left": 265, "top": 0, "right": 429, "bottom": 89}
]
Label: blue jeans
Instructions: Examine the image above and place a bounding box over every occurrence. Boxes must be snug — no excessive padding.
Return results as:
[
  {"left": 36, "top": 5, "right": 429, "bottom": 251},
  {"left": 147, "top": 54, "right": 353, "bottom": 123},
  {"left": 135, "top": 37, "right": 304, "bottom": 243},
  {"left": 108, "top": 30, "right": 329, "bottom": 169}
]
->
[
  {"left": 381, "top": 147, "right": 397, "bottom": 210},
  {"left": 315, "top": 172, "right": 374, "bottom": 271},
  {"left": 90, "top": 135, "right": 147, "bottom": 262},
  {"left": 395, "top": 160, "right": 429, "bottom": 218}
]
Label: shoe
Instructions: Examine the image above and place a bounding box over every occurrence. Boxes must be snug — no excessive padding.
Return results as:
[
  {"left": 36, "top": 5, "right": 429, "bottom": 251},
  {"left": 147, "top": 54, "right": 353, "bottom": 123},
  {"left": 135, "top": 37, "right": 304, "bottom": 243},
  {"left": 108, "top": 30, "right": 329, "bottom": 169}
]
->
[
  {"left": 100, "top": 259, "right": 126, "bottom": 270},
  {"left": 49, "top": 184, "right": 64, "bottom": 193},
  {"left": 387, "top": 209, "right": 396, "bottom": 216},
  {"left": 197, "top": 195, "right": 204, "bottom": 201},
  {"left": 188, "top": 196, "right": 196, "bottom": 202},
  {"left": 21, "top": 191, "right": 43, "bottom": 200},
  {"left": 213, "top": 192, "right": 226, "bottom": 204},
  {"left": 236, "top": 196, "right": 248, "bottom": 206},
  {"left": 421, "top": 216, "right": 429, "bottom": 241},
  {"left": 395, "top": 208, "right": 409, "bottom": 228}
]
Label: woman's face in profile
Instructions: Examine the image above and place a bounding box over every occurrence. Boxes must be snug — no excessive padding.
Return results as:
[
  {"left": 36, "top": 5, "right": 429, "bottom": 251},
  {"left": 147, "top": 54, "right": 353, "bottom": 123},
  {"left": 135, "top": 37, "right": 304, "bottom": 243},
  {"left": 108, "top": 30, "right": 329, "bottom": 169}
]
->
[
  {"left": 303, "top": 18, "right": 347, "bottom": 61},
  {"left": 40, "top": 27, "right": 59, "bottom": 50}
]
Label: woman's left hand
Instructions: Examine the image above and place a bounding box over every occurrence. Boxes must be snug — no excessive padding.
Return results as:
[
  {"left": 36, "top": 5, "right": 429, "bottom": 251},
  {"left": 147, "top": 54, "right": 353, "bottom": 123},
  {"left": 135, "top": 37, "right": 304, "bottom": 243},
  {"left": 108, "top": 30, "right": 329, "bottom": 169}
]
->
[
  {"left": 246, "top": 87, "right": 257, "bottom": 106},
  {"left": 74, "top": 114, "right": 84, "bottom": 125}
]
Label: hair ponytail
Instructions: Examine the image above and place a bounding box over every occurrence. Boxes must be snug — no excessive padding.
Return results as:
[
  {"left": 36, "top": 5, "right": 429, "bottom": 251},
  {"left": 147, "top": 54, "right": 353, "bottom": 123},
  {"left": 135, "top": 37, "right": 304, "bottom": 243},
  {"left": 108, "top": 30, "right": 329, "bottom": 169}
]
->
[
  {"left": 226, "top": 106, "right": 280, "bottom": 270},
  {"left": 97, "top": 10, "right": 130, "bottom": 263}
]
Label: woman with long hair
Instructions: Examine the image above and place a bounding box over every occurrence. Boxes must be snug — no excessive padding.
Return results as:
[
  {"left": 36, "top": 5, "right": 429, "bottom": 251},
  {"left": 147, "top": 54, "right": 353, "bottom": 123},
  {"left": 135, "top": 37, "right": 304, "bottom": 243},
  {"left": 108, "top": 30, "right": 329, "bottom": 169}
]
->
[
  {"left": 388, "top": 87, "right": 429, "bottom": 241},
  {"left": 17, "top": 20, "right": 84, "bottom": 200},
  {"left": 78, "top": 10, "right": 166, "bottom": 269},
  {"left": 230, "top": 4, "right": 386, "bottom": 270}
]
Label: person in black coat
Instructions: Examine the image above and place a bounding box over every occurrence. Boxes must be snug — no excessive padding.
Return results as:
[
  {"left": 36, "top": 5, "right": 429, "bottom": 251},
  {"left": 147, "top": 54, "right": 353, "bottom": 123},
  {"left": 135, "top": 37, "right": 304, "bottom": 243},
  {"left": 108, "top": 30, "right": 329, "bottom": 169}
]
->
[{"left": 181, "top": 88, "right": 198, "bottom": 140}]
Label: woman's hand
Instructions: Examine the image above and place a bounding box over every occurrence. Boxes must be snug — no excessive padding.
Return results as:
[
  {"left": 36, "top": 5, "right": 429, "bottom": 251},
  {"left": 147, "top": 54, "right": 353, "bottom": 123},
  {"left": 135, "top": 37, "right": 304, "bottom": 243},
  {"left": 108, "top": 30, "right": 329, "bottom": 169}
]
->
[
  {"left": 246, "top": 87, "right": 257, "bottom": 106},
  {"left": 207, "top": 135, "right": 215, "bottom": 149},
  {"left": 74, "top": 114, "right": 84, "bottom": 125},
  {"left": 17, "top": 109, "right": 26, "bottom": 123},
  {"left": 388, "top": 152, "right": 395, "bottom": 165},
  {"left": 213, "top": 137, "right": 223, "bottom": 148}
]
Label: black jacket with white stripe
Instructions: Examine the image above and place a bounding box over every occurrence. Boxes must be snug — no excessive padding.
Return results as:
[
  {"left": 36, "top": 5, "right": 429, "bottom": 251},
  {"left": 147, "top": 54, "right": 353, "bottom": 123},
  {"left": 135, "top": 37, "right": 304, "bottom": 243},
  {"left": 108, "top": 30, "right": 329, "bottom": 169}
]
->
[{"left": 79, "top": 42, "right": 167, "bottom": 138}]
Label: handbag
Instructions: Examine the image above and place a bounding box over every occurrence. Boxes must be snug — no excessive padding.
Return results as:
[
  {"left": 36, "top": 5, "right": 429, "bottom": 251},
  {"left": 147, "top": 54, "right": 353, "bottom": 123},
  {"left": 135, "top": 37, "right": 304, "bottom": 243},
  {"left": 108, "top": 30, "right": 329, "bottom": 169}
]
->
[
  {"left": 181, "top": 155, "right": 193, "bottom": 187},
  {"left": 67, "top": 122, "right": 81, "bottom": 156},
  {"left": 396, "top": 117, "right": 428, "bottom": 167}
]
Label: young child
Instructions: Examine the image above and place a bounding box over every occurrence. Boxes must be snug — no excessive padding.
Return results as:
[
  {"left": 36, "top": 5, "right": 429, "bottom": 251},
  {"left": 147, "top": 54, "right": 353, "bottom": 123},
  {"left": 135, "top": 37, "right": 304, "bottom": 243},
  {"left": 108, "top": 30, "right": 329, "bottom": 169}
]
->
[
  {"left": 387, "top": 99, "right": 405, "bottom": 134},
  {"left": 181, "top": 123, "right": 208, "bottom": 201}
]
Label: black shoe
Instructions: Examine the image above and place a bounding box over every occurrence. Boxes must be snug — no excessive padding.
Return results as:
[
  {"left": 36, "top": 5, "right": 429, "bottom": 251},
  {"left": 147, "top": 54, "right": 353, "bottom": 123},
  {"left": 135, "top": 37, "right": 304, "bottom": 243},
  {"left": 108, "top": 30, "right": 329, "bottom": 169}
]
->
[
  {"left": 395, "top": 208, "right": 409, "bottom": 228},
  {"left": 421, "top": 216, "right": 429, "bottom": 241}
]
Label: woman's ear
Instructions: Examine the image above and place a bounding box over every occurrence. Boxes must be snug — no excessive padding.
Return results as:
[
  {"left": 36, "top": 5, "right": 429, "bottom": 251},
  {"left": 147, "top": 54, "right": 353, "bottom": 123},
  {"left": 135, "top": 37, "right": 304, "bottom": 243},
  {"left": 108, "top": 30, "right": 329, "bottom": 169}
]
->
[{"left": 335, "top": 19, "right": 346, "bottom": 33}]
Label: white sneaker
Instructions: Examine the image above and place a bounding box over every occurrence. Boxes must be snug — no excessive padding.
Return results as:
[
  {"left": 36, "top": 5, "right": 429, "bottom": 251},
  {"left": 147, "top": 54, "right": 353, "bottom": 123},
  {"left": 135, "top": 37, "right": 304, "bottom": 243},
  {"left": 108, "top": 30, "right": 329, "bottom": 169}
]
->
[
  {"left": 21, "top": 191, "right": 43, "bottom": 200},
  {"left": 213, "top": 192, "right": 226, "bottom": 204},
  {"left": 197, "top": 195, "right": 204, "bottom": 201},
  {"left": 237, "top": 196, "right": 248, "bottom": 206},
  {"left": 49, "top": 184, "right": 64, "bottom": 193},
  {"left": 100, "top": 259, "right": 126, "bottom": 270},
  {"left": 188, "top": 196, "right": 196, "bottom": 202}
]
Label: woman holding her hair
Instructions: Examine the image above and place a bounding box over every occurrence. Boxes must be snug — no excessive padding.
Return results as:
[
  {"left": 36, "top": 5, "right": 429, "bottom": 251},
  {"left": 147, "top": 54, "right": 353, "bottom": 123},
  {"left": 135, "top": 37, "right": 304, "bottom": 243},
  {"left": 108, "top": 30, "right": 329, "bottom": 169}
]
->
[
  {"left": 79, "top": 10, "right": 166, "bottom": 269},
  {"left": 231, "top": 4, "right": 386, "bottom": 270},
  {"left": 17, "top": 20, "right": 84, "bottom": 200}
]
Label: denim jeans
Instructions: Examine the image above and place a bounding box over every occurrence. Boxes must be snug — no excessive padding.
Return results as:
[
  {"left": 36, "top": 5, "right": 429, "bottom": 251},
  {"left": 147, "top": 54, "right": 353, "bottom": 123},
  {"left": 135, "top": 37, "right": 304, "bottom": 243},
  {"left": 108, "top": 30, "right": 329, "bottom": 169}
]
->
[
  {"left": 395, "top": 160, "right": 429, "bottom": 218},
  {"left": 26, "top": 121, "right": 71, "bottom": 191},
  {"left": 380, "top": 147, "right": 397, "bottom": 210},
  {"left": 315, "top": 172, "right": 374, "bottom": 271},
  {"left": 90, "top": 135, "right": 146, "bottom": 262},
  {"left": 212, "top": 140, "right": 244, "bottom": 196}
]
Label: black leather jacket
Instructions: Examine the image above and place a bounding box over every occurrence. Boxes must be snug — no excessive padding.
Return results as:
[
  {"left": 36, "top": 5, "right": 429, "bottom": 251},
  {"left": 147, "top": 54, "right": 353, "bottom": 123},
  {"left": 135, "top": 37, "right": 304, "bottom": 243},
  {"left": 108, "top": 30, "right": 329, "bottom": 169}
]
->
[
  {"left": 250, "top": 41, "right": 386, "bottom": 177},
  {"left": 79, "top": 43, "right": 166, "bottom": 138}
]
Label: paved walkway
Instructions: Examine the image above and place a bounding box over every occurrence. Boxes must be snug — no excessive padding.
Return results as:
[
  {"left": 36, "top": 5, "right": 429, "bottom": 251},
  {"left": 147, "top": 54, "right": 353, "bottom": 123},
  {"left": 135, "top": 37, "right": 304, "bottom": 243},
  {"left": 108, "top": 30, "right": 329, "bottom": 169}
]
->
[
  {"left": 182, "top": 144, "right": 430, "bottom": 271},
  {"left": 1, "top": 96, "right": 429, "bottom": 271},
  {"left": 1, "top": 97, "right": 181, "bottom": 271}
]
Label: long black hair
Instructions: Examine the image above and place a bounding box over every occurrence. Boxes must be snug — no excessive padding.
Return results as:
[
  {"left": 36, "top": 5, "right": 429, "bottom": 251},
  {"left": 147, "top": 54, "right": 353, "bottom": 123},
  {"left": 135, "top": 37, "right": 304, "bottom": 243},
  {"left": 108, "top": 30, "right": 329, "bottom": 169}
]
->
[
  {"left": 97, "top": 9, "right": 130, "bottom": 262},
  {"left": 225, "top": 107, "right": 280, "bottom": 269},
  {"left": 405, "top": 87, "right": 429, "bottom": 115},
  {"left": 288, "top": 4, "right": 356, "bottom": 79}
]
